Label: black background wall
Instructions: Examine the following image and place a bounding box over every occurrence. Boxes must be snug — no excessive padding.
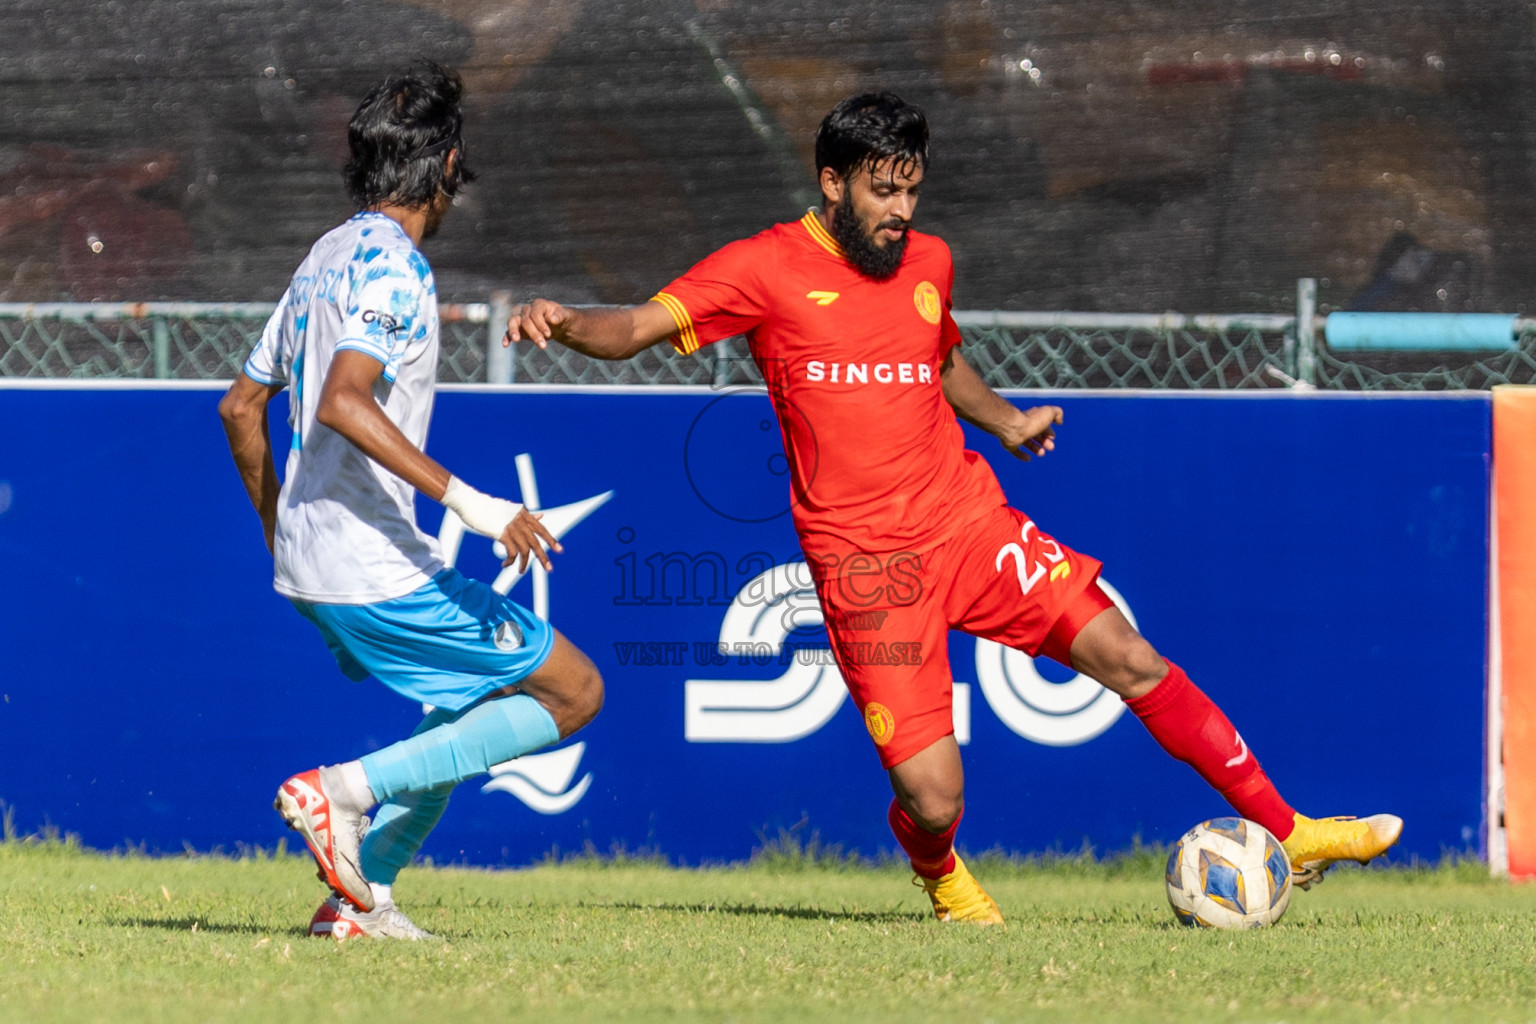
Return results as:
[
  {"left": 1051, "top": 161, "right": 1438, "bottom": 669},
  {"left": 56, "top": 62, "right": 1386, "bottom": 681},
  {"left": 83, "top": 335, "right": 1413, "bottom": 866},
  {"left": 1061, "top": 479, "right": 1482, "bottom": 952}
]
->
[{"left": 3, "top": 0, "right": 1532, "bottom": 315}]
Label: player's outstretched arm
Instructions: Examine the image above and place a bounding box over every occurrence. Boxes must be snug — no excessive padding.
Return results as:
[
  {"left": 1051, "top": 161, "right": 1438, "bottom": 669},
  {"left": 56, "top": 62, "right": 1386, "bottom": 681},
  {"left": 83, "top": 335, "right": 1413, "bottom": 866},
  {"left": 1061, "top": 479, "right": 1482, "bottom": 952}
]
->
[
  {"left": 940, "top": 348, "right": 1063, "bottom": 462},
  {"left": 504, "top": 299, "right": 679, "bottom": 361},
  {"left": 317, "top": 350, "right": 561, "bottom": 571},
  {"left": 218, "top": 372, "right": 286, "bottom": 552}
]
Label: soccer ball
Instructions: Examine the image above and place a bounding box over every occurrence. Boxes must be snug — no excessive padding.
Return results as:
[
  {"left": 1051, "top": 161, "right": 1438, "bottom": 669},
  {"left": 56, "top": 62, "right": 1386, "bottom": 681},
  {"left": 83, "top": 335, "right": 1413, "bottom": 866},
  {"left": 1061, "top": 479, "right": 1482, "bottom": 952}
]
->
[{"left": 1165, "top": 817, "right": 1292, "bottom": 929}]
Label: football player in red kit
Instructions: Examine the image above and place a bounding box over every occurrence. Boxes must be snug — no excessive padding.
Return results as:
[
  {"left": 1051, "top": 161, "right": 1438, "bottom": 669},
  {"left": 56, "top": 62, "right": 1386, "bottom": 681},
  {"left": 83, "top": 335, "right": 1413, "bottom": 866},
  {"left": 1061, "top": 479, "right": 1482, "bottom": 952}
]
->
[{"left": 506, "top": 92, "right": 1401, "bottom": 923}]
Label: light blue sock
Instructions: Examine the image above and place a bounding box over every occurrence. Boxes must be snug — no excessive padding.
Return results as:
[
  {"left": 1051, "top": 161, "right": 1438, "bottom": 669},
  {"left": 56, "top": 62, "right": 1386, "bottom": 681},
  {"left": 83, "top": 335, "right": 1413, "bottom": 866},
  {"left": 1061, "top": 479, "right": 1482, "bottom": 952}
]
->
[
  {"left": 356, "top": 706, "right": 458, "bottom": 885},
  {"left": 359, "top": 784, "right": 454, "bottom": 885},
  {"left": 359, "top": 693, "right": 559, "bottom": 801}
]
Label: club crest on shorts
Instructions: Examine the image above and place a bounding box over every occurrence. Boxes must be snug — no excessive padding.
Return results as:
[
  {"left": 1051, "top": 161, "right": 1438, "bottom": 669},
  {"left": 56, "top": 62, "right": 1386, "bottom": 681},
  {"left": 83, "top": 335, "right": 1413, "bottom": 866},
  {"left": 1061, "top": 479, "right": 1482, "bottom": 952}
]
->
[
  {"left": 913, "top": 281, "right": 942, "bottom": 325},
  {"left": 493, "top": 619, "right": 524, "bottom": 651},
  {"left": 864, "top": 701, "right": 897, "bottom": 746}
]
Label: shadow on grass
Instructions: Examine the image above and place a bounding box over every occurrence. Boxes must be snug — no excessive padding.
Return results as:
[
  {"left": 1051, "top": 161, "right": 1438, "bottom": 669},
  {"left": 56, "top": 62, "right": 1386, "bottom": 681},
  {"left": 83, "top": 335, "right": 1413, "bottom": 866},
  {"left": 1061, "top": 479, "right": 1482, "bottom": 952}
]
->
[
  {"left": 106, "top": 914, "right": 309, "bottom": 938},
  {"left": 0, "top": 804, "right": 1492, "bottom": 886},
  {"left": 588, "top": 899, "right": 921, "bottom": 924}
]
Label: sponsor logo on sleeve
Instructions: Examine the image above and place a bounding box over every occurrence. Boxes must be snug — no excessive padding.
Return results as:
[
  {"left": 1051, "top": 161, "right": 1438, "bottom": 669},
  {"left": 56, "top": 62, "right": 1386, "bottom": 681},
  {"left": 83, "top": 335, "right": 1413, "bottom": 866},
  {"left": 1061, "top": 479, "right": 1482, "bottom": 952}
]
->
[{"left": 360, "top": 309, "right": 402, "bottom": 335}]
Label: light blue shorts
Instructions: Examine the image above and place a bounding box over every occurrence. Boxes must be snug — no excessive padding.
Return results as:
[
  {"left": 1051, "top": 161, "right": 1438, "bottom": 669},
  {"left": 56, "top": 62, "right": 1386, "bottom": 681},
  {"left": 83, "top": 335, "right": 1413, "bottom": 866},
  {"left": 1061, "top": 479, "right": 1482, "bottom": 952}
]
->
[{"left": 290, "top": 568, "right": 555, "bottom": 712}]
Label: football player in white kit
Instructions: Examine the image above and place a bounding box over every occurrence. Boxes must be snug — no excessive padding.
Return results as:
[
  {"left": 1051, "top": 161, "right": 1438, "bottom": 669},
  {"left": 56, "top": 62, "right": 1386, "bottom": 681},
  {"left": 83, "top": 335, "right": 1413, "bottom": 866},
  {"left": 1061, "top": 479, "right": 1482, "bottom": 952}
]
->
[{"left": 218, "top": 62, "right": 603, "bottom": 941}]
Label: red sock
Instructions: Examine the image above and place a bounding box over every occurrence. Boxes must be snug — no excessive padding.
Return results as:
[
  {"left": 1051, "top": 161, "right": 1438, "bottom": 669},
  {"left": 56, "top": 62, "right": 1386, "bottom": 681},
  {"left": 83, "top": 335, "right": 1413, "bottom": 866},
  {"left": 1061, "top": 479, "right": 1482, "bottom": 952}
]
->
[
  {"left": 887, "top": 799, "right": 960, "bottom": 879},
  {"left": 1125, "top": 662, "right": 1296, "bottom": 841}
]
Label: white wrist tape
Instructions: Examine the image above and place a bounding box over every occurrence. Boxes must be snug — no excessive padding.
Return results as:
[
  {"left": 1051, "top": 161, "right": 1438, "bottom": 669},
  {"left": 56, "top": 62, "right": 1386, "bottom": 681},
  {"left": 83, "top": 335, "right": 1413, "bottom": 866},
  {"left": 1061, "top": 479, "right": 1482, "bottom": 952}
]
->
[{"left": 441, "top": 475, "right": 522, "bottom": 540}]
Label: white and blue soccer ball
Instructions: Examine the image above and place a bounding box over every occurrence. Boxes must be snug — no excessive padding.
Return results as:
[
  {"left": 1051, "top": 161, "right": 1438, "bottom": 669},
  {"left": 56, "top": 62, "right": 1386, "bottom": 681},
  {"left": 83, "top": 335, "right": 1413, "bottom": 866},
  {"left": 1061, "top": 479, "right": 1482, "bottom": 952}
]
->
[{"left": 1165, "top": 817, "right": 1292, "bottom": 929}]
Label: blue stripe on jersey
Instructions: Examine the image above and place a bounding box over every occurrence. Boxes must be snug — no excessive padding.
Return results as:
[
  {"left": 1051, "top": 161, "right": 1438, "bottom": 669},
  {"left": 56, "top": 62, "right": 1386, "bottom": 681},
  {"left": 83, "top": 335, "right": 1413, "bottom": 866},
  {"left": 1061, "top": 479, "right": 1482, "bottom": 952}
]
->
[
  {"left": 243, "top": 358, "right": 279, "bottom": 385},
  {"left": 289, "top": 349, "right": 306, "bottom": 452}
]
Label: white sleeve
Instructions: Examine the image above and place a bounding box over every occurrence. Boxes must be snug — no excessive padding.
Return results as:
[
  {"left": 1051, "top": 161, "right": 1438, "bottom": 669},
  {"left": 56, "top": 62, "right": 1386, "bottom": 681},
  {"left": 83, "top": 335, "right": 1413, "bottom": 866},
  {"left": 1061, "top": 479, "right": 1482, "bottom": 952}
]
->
[
  {"left": 336, "top": 252, "right": 427, "bottom": 382},
  {"left": 242, "top": 292, "right": 289, "bottom": 385}
]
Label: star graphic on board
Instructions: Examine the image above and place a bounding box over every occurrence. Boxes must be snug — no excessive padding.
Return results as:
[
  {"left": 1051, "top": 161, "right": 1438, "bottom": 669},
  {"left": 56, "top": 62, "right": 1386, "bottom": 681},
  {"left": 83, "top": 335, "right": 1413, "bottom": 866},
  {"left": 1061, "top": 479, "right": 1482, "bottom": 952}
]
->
[{"left": 436, "top": 452, "right": 612, "bottom": 617}]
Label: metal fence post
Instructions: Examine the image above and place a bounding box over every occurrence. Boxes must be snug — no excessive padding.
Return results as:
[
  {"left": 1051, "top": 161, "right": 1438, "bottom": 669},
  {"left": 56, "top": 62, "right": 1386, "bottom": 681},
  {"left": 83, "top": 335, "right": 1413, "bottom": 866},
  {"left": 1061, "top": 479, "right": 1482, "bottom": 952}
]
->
[
  {"left": 713, "top": 337, "right": 731, "bottom": 389},
  {"left": 152, "top": 318, "right": 171, "bottom": 379},
  {"left": 1296, "top": 278, "right": 1318, "bottom": 387},
  {"left": 486, "top": 290, "right": 513, "bottom": 384}
]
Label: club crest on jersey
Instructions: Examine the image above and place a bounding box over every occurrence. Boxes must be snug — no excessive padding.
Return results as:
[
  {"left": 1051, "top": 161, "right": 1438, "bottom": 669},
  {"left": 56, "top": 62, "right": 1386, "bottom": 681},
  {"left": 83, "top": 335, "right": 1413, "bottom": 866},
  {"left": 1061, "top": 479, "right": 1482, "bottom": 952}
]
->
[
  {"left": 864, "top": 702, "right": 897, "bottom": 746},
  {"left": 913, "top": 281, "right": 942, "bottom": 325}
]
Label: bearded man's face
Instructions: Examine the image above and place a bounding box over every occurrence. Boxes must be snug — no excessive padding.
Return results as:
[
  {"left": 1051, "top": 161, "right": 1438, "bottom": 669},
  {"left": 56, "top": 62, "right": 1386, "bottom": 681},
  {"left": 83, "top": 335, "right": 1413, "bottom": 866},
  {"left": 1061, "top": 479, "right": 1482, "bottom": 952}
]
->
[{"left": 828, "top": 157, "right": 923, "bottom": 279}]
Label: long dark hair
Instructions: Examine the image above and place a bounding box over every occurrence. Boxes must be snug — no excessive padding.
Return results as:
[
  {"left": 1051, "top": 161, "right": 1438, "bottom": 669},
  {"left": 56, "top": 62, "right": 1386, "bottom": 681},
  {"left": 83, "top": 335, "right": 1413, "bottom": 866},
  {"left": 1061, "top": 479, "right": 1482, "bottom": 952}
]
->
[
  {"left": 814, "top": 92, "right": 929, "bottom": 182},
  {"left": 343, "top": 61, "right": 477, "bottom": 209}
]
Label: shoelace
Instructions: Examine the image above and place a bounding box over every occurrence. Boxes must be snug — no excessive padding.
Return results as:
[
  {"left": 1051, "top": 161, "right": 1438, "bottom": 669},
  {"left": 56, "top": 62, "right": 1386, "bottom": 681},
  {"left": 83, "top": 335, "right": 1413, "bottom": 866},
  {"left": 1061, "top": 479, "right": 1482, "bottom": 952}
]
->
[
  {"left": 913, "top": 874, "right": 948, "bottom": 913},
  {"left": 940, "top": 880, "right": 993, "bottom": 917},
  {"left": 915, "top": 872, "right": 992, "bottom": 918}
]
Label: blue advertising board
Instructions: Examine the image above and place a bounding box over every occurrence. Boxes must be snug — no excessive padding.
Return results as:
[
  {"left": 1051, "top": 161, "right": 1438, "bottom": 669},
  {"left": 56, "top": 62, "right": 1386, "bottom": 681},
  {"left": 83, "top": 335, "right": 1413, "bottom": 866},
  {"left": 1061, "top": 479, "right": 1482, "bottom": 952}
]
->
[{"left": 0, "top": 384, "right": 1490, "bottom": 865}]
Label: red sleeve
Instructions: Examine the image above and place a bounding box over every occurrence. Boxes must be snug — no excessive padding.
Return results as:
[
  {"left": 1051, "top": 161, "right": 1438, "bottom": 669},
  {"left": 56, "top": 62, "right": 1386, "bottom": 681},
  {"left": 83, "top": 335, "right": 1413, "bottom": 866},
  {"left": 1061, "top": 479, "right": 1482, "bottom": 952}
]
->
[
  {"left": 652, "top": 233, "right": 772, "bottom": 356},
  {"left": 939, "top": 248, "right": 963, "bottom": 357}
]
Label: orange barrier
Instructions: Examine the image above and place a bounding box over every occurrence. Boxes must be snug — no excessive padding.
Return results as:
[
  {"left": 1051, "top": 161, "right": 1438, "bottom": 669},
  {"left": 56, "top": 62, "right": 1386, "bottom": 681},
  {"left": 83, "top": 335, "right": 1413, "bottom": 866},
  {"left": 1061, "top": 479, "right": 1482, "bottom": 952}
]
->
[{"left": 1495, "top": 386, "right": 1536, "bottom": 878}]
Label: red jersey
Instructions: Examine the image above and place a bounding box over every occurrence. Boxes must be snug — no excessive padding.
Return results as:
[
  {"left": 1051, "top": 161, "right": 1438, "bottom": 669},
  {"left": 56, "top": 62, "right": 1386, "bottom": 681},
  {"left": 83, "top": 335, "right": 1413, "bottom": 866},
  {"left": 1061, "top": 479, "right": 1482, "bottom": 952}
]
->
[{"left": 654, "top": 211, "right": 1007, "bottom": 564}]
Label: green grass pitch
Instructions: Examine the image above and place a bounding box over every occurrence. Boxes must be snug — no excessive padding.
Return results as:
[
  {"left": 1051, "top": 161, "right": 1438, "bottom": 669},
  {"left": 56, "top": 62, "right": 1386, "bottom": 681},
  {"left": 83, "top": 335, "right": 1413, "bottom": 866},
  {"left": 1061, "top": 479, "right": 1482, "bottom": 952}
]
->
[{"left": 4, "top": 837, "right": 1536, "bottom": 1023}]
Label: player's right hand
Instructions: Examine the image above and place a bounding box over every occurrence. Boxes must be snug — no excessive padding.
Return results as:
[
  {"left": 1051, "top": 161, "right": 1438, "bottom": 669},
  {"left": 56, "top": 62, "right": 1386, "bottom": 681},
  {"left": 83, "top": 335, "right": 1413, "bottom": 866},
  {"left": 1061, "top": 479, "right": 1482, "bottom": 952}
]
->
[
  {"left": 504, "top": 298, "right": 572, "bottom": 350},
  {"left": 498, "top": 507, "right": 562, "bottom": 573}
]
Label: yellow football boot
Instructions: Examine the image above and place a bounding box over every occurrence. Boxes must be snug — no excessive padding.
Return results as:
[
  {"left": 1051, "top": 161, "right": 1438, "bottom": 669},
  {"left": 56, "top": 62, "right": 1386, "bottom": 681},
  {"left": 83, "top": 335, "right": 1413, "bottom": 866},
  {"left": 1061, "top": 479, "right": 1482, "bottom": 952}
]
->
[
  {"left": 1282, "top": 813, "right": 1404, "bottom": 889},
  {"left": 917, "top": 854, "right": 1005, "bottom": 925}
]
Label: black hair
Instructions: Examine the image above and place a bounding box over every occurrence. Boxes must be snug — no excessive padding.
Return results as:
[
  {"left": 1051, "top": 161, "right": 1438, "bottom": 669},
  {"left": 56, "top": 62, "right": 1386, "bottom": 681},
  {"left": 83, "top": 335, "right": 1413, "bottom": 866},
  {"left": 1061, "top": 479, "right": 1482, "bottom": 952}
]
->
[
  {"left": 813, "top": 91, "right": 929, "bottom": 182},
  {"left": 344, "top": 61, "right": 477, "bottom": 209}
]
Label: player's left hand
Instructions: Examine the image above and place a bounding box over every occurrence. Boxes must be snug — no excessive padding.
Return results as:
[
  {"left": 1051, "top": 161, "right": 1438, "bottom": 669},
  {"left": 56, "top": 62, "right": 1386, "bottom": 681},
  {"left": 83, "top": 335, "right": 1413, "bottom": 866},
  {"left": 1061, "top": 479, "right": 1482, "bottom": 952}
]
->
[
  {"left": 999, "top": 405, "right": 1062, "bottom": 461},
  {"left": 498, "top": 507, "right": 562, "bottom": 573}
]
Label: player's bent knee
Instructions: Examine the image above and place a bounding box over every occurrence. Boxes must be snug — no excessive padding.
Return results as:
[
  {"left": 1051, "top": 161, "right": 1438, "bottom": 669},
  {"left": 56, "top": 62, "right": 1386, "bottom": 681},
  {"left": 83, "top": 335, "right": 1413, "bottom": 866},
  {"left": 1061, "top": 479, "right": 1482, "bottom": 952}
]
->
[
  {"left": 521, "top": 633, "right": 605, "bottom": 737},
  {"left": 907, "top": 794, "right": 963, "bottom": 834},
  {"left": 898, "top": 778, "right": 963, "bottom": 833},
  {"left": 554, "top": 652, "right": 604, "bottom": 736},
  {"left": 573, "top": 662, "right": 604, "bottom": 728}
]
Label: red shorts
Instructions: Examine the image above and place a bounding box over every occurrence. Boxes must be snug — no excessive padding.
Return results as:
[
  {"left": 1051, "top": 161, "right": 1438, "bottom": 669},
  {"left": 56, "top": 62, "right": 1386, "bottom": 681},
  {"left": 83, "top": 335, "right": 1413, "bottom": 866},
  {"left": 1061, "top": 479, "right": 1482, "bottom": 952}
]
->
[{"left": 812, "top": 505, "right": 1109, "bottom": 768}]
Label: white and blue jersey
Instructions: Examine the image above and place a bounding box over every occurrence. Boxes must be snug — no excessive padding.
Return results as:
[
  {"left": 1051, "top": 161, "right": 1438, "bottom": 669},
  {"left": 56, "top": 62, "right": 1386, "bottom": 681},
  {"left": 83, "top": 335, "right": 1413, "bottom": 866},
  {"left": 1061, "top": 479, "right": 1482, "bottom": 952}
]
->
[
  {"left": 246, "top": 212, "right": 555, "bottom": 707},
  {"left": 245, "top": 212, "right": 444, "bottom": 605}
]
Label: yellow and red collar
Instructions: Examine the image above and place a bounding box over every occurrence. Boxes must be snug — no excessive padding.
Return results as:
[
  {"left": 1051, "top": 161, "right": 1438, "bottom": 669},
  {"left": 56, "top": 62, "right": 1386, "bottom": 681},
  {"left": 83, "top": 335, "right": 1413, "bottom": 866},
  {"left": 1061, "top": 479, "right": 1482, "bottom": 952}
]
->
[{"left": 799, "top": 209, "right": 845, "bottom": 258}]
